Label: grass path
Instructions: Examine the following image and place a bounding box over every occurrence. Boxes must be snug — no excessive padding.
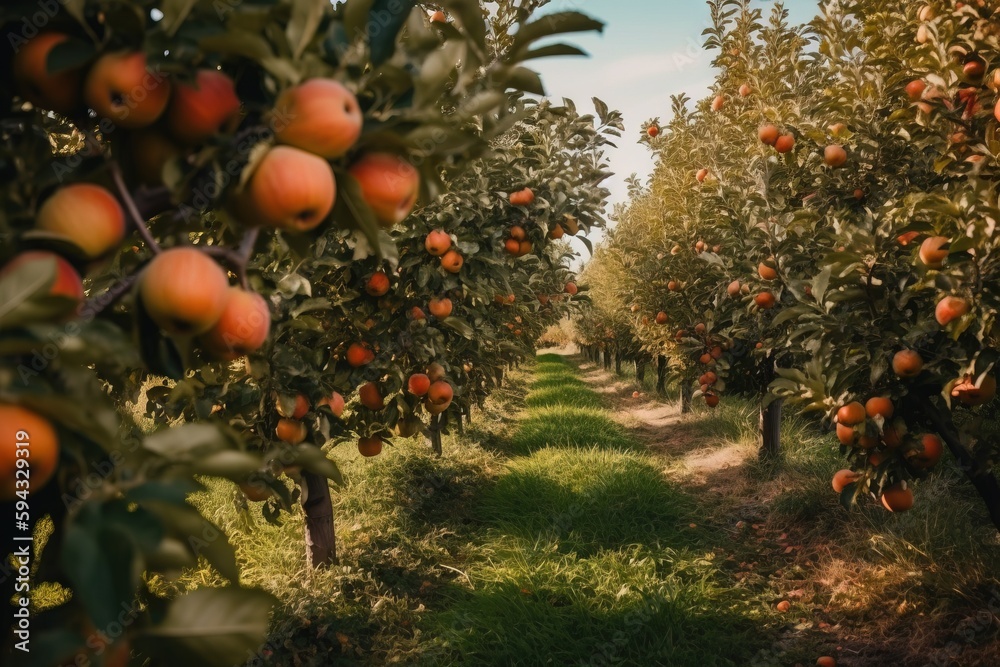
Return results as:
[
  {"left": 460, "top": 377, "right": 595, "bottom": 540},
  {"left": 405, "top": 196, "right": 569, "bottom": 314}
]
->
[{"left": 182, "top": 352, "right": 1000, "bottom": 666}]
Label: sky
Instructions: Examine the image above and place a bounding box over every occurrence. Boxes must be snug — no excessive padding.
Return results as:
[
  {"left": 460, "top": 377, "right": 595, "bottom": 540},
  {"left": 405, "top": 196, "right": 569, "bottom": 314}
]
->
[{"left": 527, "top": 0, "right": 819, "bottom": 251}]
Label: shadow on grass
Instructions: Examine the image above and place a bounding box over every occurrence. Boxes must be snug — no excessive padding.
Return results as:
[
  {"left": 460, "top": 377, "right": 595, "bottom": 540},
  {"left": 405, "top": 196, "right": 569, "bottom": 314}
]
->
[
  {"left": 423, "top": 578, "right": 767, "bottom": 667},
  {"left": 475, "top": 447, "right": 702, "bottom": 556},
  {"left": 524, "top": 385, "right": 604, "bottom": 410},
  {"left": 503, "top": 407, "right": 639, "bottom": 456}
]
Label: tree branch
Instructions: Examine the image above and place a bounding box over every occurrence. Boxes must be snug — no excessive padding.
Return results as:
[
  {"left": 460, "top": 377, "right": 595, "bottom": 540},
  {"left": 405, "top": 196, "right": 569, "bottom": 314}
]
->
[{"left": 109, "top": 161, "right": 162, "bottom": 255}]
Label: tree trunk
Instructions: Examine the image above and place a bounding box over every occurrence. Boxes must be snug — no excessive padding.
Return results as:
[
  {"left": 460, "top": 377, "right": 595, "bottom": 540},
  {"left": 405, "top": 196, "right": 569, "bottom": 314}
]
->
[
  {"left": 681, "top": 383, "right": 692, "bottom": 414},
  {"left": 919, "top": 395, "right": 1000, "bottom": 532},
  {"left": 301, "top": 471, "right": 337, "bottom": 568},
  {"left": 429, "top": 414, "right": 443, "bottom": 456},
  {"left": 603, "top": 348, "right": 611, "bottom": 370},
  {"left": 636, "top": 358, "right": 646, "bottom": 382},
  {"left": 759, "top": 398, "right": 783, "bottom": 460},
  {"left": 614, "top": 349, "right": 622, "bottom": 375},
  {"left": 656, "top": 356, "right": 667, "bottom": 395},
  {"left": 456, "top": 410, "right": 464, "bottom": 435}
]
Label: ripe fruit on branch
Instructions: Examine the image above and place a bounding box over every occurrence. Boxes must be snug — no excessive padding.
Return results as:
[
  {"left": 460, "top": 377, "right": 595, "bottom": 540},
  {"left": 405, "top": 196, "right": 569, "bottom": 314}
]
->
[
  {"left": 758, "top": 259, "right": 778, "bottom": 280},
  {"left": 832, "top": 469, "right": 860, "bottom": 493},
  {"left": 166, "top": 69, "right": 240, "bottom": 144},
  {"left": 738, "top": 84, "right": 751, "bottom": 97},
  {"left": 774, "top": 134, "right": 795, "bottom": 153},
  {"left": 727, "top": 280, "right": 741, "bottom": 297},
  {"left": 84, "top": 51, "right": 171, "bottom": 128},
  {"left": 837, "top": 402, "right": 866, "bottom": 426},
  {"left": 935, "top": 296, "right": 969, "bottom": 326},
  {"left": 349, "top": 153, "right": 420, "bottom": 227},
  {"left": 647, "top": 125, "right": 660, "bottom": 137},
  {"left": 408, "top": 373, "right": 431, "bottom": 396},
  {"left": 318, "top": 392, "right": 345, "bottom": 418},
  {"left": 705, "top": 394, "right": 720, "bottom": 408},
  {"left": 816, "top": 657, "right": 837, "bottom": 667},
  {"left": 13, "top": 33, "right": 83, "bottom": 115},
  {"left": 905, "top": 79, "right": 926, "bottom": 101},
  {"left": 425, "top": 230, "right": 451, "bottom": 256},
  {"left": 359, "top": 382, "right": 384, "bottom": 410},
  {"left": 0, "top": 404, "right": 60, "bottom": 501},
  {"left": 696, "top": 168, "right": 709, "bottom": 183},
  {"left": 425, "top": 381, "right": 454, "bottom": 414},
  {"left": 880, "top": 483, "right": 914, "bottom": 512},
  {"left": 892, "top": 349, "right": 924, "bottom": 378},
  {"left": 963, "top": 58, "right": 986, "bottom": 84},
  {"left": 754, "top": 292, "right": 776, "bottom": 309},
  {"left": 426, "top": 362, "right": 445, "bottom": 382},
  {"left": 200, "top": 288, "right": 271, "bottom": 360},
  {"left": 565, "top": 282, "right": 578, "bottom": 296},
  {"left": 700, "top": 371, "right": 718, "bottom": 385},
  {"left": 758, "top": 124, "right": 779, "bottom": 146},
  {"left": 918, "top": 236, "right": 949, "bottom": 268},
  {"left": 358, "top": 436, "right": 383, "bottom": 457},
  {"left": 510, "top": 225, "right": 526, "bottom": 242},
  {"left": 440, "top": 250, "right": 463, "bottom": 273},
  {"left": 829, "top": 123, "right": 847, "bottom": 136},
  {"left": 429, "top": 10, "right": 447, "bottom": 23},
  {"left": 836, "top": 423, "right": 856, "bottom": 446},
  {"left": 245, "top": 146, "right": 335, "bottom": 231},
  {"left": 824, "top": 145, "right": 847, "bottom": 168},
  {"left": 346, "top": 342, "right": 374, "bottom": 367},
  {"left": 140, "top": 248, "right": 229, "bottom": 336},
  {"left": 1, "top": 251, "right": 84, "bottom": 304},
  {"left": 509, "top": 188, "right": 535, "bottom": 206},
  {"left": 549, "top": 224, "right": 565, "bottom": 240},
  {"left": 907, "top": 434, "right": 943, "bottom": 469},
  {"left": 504, "top": 238, "right": 521, "bottom": 255},
  {"left": 668, "top": 280, "right": 680, "bottom": 291},
  {"left": 36, "top": 184, "right": 126, "bottom": 260},
  {"left": 428, "top": 297, "right": 453, "bottom": 318},
  {"left": 865, "top": 396, "right": 894, "bottom": 420},
  {"left": 365, "top": 271, "right": 390, "bottom": 297},
  {"left": 896, "top": 231, "right": 919, "bottom": 246},
  {"left": 275, "top": 418, "right": 307, "bottom": 444},
  {"left": 240, "top": 481, "right": 272, "bottom": 502},
  {"left": 952, "top": 374, "right": 997, "bottom": 406},
  {"left": 711, "top": 95, "right": 724, "bottom": 111},
  {"left": 273, "top": 79, "right": 362, "bottom": 158},
  {"left": 655, "top": 312, "right": 668, "bottom": 325}
]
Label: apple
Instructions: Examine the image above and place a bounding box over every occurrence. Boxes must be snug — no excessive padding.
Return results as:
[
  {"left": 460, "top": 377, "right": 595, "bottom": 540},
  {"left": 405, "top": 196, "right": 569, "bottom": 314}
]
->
[
  {"left": 824, "top": 145, "right": 847, "bottom": 167},
  {"left": 84, "top": 51, "right": 172, "bottom": 128},
  {"left": 408, "top": 373, "right": 431, "bottom": 396},
  {"left": 139, "top": 247, "right": 230, "bottom": 335},
  {"left": 166, "top": 69, "right": 241, "bottom": 144},
  {"left": 509, "top": 188, "right": 535, "bottom": 206},
  {"left": 245, "top": 146, "right": 335, "bottom": 231},
  {"left": 13, "top": 33, "right": 83, "bottom": 114},
  {"left": 318, "top": 392, "right": 345, "bottom": 417},
  {"left": 36, "top": 183, "right": 126, "bottom": 260},
  {"left": 440, "top": 250, "right": 463, "bottom": 273},
  {"left": 365, "top": 271, "right": 390, "bottom": 297},
  {"left": 428, "top": 297, "right": 453, "bottom": 318},
  {"left": 273, "top": 78, "right": 363, "bottom": 158},
  {"left": 0, "top": 251, "right": 84, "bottom": 305},
  {"left": 200, "top": 288, "right": 271, "bottom": 360},
  {"left": 349, "top": 153, "right": 420, "bottom": 227},
  {"left": 425, "top": 229, "right": 451, "bottom": 256}
]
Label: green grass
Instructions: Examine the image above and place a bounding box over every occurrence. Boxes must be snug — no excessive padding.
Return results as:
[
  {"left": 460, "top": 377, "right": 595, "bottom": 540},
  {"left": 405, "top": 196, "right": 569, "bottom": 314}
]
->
[{"left": 162, "top": 353, "right": 784, "bottom": 666}]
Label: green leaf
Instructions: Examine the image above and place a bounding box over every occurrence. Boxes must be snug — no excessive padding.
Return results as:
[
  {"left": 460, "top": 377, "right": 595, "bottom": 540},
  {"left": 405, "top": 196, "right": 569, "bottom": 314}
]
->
[
  {"left": 0, "top": 255, "right": 79, "bottom": 330},
  {"left": 158, "top": 0, "right": 198, "bottom": 36},
  {"left": 503, "top": 66, "right": 545, "bottom": 95},
  {"left": 142, "top": 502, "right": 240, "bottom": 584},
  {"left": 144, "top": 423, "right": 239, "bottom": 461},
  {"left": 334, "top": 169, "right": 384, "bottom": 257},
  {"left": 443, "top": 0, "right": 487, "bottom": 52},
  {"left": 287, "top": 0, "right": 327, "bottom": 60},
  {"left": 368, "top": 0, "right": 417, "bottom": 66},
  {"left": 46, "top": 37, "right": 96, "bottom": 73},
  {"left": 440, "top": 316, "right": 475, "bottom": 339},
  {"left": 518, "top": 43, "right": 588, "bottom": 61},
  {"left": 136, "top": 587, "right": 276, "bottom": 665},
  {"left": 510, "top": 12, "right": 604, "bottom": 57},
  {"left": 191, "top": 450, "right": 262, "bottom": 479},
  {"left": 284, "top": 444, "right": 344, "bottom": 485},
  {"left": 344, "top": 0, "right": 376, "bottom": 42}
]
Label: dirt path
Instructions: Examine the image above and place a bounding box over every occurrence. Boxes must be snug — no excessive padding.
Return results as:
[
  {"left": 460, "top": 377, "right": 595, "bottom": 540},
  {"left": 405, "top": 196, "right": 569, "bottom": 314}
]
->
[{"left": 574, "top": 355, "right": 753, "bottom": 489}]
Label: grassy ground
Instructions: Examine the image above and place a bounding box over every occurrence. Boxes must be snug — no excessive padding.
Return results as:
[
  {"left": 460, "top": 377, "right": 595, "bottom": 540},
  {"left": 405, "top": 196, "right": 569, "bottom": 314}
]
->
[{"left": 166, "top": 352, "right": 1000, "bottom": 666}]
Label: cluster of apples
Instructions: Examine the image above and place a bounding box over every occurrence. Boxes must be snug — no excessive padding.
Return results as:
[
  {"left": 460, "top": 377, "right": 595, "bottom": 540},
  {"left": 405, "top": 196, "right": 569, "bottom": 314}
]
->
[
  {"left": 270, "top": 391, "right": 345, "bottom": 471},
  {"left": 424, "top": 229, "right": 464, "bottom": 273},
  {"left": 691, "top": 326, "right": 724, "bottom": 407}
]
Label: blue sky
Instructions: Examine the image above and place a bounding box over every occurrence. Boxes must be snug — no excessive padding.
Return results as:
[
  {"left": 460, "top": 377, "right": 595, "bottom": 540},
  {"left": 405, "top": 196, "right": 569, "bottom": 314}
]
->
[{"left": 529, "top": 0, "right": 818, "bottom": 240}]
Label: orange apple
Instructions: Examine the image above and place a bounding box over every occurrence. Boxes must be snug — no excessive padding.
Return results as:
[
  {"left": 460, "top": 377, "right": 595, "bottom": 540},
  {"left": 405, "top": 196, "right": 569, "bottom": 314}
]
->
[
  {"left": 349, "top": 153, "right": 420, "bottom": 227},
  {"left": 36, "top": 184, "right": 126, "bottom": 260},
  {"left": 428, "top": 297, "right": 453, "bottom": 318},
  {"left": 425, "top": 229, "right": 451, "bottom": 256},
  {"left": 0, "top": 251, "right": 84, "bottom": 304},
  {"left": 84, "top": 51, "right": 171, "bottom": 128},
  {"left": 139, "top": 248, "right": 230, "bottom": 335},
  {"left": 13, "top": 33, "right": 83, "bottom": 115},
  {"left": 245, "top": 146, "right": 335, "bottom": 231},
  {"left": 166, "top": 69, "right": 241, "bottom": 144},
  {"left": 273, "top": 79, "right": 363, "bottom": 158},
  {"left": 408, "top": 373, "right": 431, "bottom": 396},
  {"left": 200, "top": 288, "right": 271, "bottom": 360}
]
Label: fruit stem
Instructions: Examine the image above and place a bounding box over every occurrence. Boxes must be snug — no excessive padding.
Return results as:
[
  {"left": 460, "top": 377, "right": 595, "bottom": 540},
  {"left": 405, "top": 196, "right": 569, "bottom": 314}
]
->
[{"left": 109, "top": 161, "right": 162, "bottom": 255}]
